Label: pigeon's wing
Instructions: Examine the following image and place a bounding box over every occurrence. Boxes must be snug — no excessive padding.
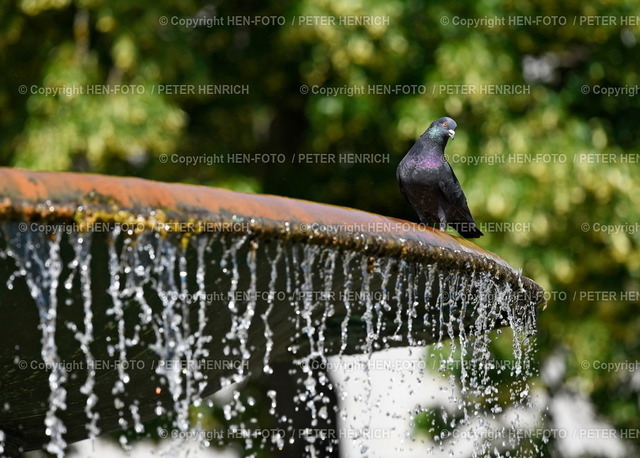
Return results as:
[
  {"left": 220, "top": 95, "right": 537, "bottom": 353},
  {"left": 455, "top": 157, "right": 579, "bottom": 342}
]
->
[
  {"left": 438, "top": 163, "right": 484, "bottom": 237},
  {"left": 397, "top": 158, "right": 439, "bottom": 225},
  {"left": 438, "top": 163, "right": 471, "bottom": 214}
]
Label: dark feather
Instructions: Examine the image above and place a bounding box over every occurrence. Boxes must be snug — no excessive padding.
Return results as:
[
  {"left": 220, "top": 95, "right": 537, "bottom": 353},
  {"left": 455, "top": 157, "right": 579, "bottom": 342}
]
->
[{"left": 396, "top": 117, "right": 484, "bottom": 238}]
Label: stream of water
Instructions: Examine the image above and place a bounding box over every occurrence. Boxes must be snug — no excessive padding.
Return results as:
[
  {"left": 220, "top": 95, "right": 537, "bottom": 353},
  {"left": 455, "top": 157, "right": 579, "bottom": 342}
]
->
[{"left": 0, "top": 223, "right": 538, "bottom": 457}]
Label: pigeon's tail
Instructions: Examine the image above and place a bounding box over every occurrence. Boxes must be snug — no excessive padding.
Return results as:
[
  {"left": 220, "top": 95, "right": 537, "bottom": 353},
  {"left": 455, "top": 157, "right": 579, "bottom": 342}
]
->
[
  {"left": 449, "top": 222, "right": 484, "bottom": 239},
  {"left": 459, "top": 227, "right": 484, "bottom": 238}
]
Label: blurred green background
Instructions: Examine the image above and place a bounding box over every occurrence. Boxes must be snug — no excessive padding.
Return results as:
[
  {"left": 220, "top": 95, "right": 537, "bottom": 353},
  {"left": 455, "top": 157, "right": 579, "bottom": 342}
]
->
[{"left": 2, "top": 0, "right": 640, "bottom": 456}]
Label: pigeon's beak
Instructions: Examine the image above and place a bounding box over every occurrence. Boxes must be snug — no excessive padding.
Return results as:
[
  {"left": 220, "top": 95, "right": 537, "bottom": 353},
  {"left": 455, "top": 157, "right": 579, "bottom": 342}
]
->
[{"left": 448, "top": 129, "right": 455, "bottom": 140}]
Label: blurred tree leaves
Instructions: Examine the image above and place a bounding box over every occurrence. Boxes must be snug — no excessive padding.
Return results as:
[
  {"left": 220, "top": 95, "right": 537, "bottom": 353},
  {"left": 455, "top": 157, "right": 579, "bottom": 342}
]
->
[{"left": 2, "top": 0, "right": 640, "bottom": 455}]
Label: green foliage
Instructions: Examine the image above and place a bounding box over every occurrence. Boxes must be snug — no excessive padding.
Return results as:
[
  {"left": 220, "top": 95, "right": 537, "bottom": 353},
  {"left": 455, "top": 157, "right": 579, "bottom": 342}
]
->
[{"left": 2, "top": 0, "right": 640, "bottom": 455}]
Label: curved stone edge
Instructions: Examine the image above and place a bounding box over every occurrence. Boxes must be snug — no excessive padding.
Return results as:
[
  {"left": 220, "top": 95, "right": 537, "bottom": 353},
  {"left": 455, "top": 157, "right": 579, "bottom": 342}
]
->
[{"left": 0, "top": 168, "right": 545, "bottom": 306}]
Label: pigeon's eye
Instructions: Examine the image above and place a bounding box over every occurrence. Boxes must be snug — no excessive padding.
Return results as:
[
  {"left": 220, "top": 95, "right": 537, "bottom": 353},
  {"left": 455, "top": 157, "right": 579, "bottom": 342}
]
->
[{"left": 443, "top": 122, "right": 448, "bottom": 127}]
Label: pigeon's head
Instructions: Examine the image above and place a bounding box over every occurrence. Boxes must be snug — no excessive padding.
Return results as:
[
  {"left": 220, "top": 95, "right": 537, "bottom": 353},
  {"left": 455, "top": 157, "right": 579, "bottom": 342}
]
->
[
  {"left": 431, "top": 117, "right": 457, "bottom": 139},
  {"left": 426, "top": 117, "right": 457, "bottom": 144}
]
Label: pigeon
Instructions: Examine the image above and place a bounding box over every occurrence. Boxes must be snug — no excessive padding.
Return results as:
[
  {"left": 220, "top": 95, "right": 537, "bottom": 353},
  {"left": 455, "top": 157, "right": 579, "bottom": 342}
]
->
[{"left": 396, "top": 117, "right": 484, "bottom": 238}]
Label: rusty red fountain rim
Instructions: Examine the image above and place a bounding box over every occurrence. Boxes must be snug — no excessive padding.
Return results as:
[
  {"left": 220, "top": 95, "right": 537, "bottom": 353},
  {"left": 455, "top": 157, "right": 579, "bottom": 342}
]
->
[{"left": 0, "top": 167, "right": 543, "bottom": 302}]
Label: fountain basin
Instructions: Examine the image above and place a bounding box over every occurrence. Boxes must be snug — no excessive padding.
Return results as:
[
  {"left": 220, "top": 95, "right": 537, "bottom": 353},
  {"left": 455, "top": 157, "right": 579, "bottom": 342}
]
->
[{"left": 0, "top": 168, "right": 543, "bottom": 455}]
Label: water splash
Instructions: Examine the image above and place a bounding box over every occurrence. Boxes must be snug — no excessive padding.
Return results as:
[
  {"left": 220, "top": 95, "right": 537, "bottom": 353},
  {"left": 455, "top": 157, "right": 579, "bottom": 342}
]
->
[
  {"left": 67, "top": 232, "right": 99, "bottom": 439},
  {"left": 2, "top": 226, "right": 67, "bottom": 456},
  {"left": 317, "top": 249, "right": 337, "bottom": 358},
  {"left": 106, "top": 226, "right": 132, "bottom": 427},
  {"left": 420, "top": 269, "right": 538, "bottom": 456},
  {"left": 261, "top": 242, "right": 283, "bottom": 375},
  {"left": 219, "top": 235, "right": 250, "bottom": 383},
  {"left": 339, "top": 251, "right": 357, "bottom": 354},
  {"left": 0, "top": 222, "right": 538, "bottom": 457}
]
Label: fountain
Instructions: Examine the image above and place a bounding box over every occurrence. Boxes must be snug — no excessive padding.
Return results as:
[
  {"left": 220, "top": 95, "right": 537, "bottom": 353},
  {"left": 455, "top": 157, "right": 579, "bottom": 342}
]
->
[{"left": 0, "top": 168, "right": 543, "bottom": 456}]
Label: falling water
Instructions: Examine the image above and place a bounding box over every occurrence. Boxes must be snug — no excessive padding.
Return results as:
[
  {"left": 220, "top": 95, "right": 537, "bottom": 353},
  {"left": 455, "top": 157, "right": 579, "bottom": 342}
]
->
[
  {"left": 67, "top": 232, "right": 99, "bottom": 439},
  {"left": 261, "top": 242, "right": 283, "bottom": 375},
  {"left": 3, "top": 226, "right": 67, "bottom": 457},
  {"left": 0, "top": 221, "right": 539, "bottom": 457}
]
